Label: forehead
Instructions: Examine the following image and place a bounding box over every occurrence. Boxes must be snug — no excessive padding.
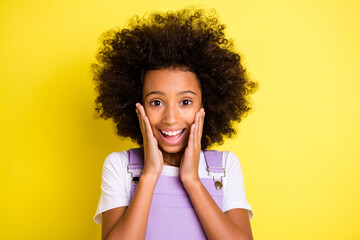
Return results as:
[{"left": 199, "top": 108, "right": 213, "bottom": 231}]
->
[{"left": 142, "top": 69, "right": 201, "bottom": 95}]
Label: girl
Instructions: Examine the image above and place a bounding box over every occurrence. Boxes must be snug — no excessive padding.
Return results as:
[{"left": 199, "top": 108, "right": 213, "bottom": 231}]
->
[{"left": 93, "top": 8, "right": 257, "bottom": 240}]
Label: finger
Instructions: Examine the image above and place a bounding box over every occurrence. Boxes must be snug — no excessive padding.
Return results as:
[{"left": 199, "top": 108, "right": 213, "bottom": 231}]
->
[
  {"left": 136, "top": 103, "right": 152, "bottom": 146},
  {"left": 136, "top": 103, "right": 156, "bottom": 143},
  {"left": 191, "top": 111, "right": 198, "bottom": 147},
  {"left": 199, "top": 108, "right": 205, "bottom": 144},
  {"left": 136, "top": 103, "right": 147, "bottom": 119},
  {"left": 143, "top": 112, "right": 155, "bottom": 140},
  {"left": 196, "top": 110, "right": 203, "bottom": 148},
  {"left": 135, "top": 104, "right": 144, "bottom": 132},
  {"left": 195, "top": 109, "right": 202, "bottom": 146},
  {"left": 135, "top": 103, "right": 146, "bottom": 136},
  {"left": 187, "top": 123, "right": 196, "bottom": 152}
]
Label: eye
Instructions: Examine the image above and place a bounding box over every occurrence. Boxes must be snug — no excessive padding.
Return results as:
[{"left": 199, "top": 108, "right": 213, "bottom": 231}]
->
[
  {"left": 181, "top": 99, "right": 192, "bottom": 106},
  {"left": 150, "top": 100, "right": 163, "bottom": 106}
]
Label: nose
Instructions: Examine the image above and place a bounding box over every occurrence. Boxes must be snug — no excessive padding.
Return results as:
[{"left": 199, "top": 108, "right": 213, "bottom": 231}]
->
[{"left": 161, "top": 104, "right": 179, "bottom": 125}]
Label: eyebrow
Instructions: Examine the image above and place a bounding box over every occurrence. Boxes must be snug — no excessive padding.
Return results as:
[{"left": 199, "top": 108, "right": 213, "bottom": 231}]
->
[{"left": 144, "top": 90, "right": 197, "bottom": 98}]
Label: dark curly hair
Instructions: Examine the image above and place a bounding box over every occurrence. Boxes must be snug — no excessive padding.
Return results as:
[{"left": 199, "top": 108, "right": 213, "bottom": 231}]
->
[{"left": 92, "top": 7, "right": 257, "bottom": 149}]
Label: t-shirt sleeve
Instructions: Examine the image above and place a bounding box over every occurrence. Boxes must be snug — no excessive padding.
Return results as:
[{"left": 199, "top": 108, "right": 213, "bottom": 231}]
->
[
  {"left": 222, "top": 151, "right": 253, "bottom": 220},
  {"left": 94, "top": 152, "right": 130, "bottom": 225}
]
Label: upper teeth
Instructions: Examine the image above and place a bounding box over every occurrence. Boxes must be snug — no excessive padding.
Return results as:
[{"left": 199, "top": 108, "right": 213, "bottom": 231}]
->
[{"left": 162, "top": 130, "right": 182, "bottom": 136}]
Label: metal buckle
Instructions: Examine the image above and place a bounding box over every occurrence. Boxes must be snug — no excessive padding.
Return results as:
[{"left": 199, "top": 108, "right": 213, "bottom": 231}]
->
[
  {"left": 206, "top": 167, "right": 226, "bottom": 190},
  {"left": 127, "top": 164, "right": 143, "bottom": 186}
]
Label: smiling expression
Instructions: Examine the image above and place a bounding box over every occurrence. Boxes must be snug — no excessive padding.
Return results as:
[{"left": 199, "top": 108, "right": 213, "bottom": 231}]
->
[{"left": 142, "top": 68, "right": 202, "bottom": 154}]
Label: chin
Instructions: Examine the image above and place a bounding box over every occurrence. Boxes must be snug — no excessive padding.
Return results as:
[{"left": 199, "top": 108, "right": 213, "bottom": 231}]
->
[{"left": 158, "top": 144, "right": 186, "bottom": 155}]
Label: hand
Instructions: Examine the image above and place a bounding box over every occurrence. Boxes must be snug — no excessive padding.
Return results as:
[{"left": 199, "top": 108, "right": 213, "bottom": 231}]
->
[
  {"left": 180, "top": 108, "right": 205, "bottom": 184},
  {"left": 135, "top": 103, "right": 163, "bottom": 178}
]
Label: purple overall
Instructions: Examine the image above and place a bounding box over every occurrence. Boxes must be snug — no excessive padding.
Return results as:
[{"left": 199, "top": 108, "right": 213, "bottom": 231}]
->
[{"left": 128, "top": 148, "right": 225, "bottom": 239}]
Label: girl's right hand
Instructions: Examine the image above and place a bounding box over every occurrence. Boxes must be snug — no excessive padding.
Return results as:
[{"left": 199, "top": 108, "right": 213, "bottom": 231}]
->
[{"left": 135, "top": 103, "right": 163, "bottom": 179}]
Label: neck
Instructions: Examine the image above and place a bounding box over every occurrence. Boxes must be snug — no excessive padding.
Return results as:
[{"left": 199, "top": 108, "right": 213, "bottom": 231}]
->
[{"left": 161, "top": 148, "right": 185, "bottom": 167}]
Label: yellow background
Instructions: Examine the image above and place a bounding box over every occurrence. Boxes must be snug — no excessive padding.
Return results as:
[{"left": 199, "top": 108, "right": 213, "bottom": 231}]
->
[{"left": 1, "top": 0, "right": 359, "bottom": 239}]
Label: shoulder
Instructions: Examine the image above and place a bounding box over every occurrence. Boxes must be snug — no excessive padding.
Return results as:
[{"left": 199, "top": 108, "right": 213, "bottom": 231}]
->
[
  {"left": 221, "top": 151, "right": 241, "bottom": 167},
  {"left": 199, "top": 150, "right": 242, "bottom": 178},
  {"left": 205, "top": 150, "right": 242, "bottom": 171},
  {"left": 102, "top": 151, "right": 129, "bottom": 176},
  {"left": 220, "top": 151, "right": 244, "bottom": 177},
  {"left": 103, "top": 151, "right": 129, "bottom": 165}
]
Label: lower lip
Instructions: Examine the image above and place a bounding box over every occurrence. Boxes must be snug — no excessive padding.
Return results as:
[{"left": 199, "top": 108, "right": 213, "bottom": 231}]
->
[{"left": 159, "top": 129, "right": 186, "bottom": 146}]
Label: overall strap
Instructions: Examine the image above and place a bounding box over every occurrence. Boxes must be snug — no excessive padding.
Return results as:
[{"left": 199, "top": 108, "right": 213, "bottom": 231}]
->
[
  {"left": 128, "top": 148, "right": 144, "bottom": 185},
  {"left": 203, "top": 150, "right": 223, "bottom": 173},
  {"left": 128, "top": 148, "right": 144, "bottom": 169},
  {"left": 203, "top": 150, "right": 226, "bottom": 190}
]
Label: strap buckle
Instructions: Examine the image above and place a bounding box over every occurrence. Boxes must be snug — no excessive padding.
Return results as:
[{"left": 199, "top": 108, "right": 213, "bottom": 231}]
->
[
  {"left": 127, "top": 164, "right": 143, "bottom": 186},
  {"left": 206, "top": 167, "right": 226, "bottom": 190}
]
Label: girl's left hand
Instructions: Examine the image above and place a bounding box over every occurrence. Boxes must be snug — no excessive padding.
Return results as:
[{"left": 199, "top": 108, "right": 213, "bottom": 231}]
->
[{"left": 180, "top": 108, "right": 205, "bottom": 184}]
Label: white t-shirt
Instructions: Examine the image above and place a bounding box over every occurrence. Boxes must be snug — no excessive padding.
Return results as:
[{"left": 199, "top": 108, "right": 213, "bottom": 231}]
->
[{"left": 94, "top": 150, "right": 253, "bottom": 224}]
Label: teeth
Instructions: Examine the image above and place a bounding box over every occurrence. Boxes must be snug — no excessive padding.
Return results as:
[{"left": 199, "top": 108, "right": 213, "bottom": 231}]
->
[{"left": 161, "top": 129, "right": 183, "bottom": 136}]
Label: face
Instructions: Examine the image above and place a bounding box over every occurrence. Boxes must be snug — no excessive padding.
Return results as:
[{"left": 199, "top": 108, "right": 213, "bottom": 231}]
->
[{"left": 142, "top": 68, "right": 202, "bottom": 154}]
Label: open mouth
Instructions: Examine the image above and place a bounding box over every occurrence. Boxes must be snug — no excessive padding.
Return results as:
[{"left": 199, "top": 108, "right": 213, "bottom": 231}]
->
[
  {"left": 158, "top": 128, "right": 186, "bottom": 146},
  {"left": 160, "top": 129, "right": 186, "bottom": 137}
]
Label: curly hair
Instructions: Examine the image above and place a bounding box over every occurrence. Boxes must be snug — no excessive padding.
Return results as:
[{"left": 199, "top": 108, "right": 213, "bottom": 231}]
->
[{"left": 92, "top": 7, "right": 257, "bottom": 149}]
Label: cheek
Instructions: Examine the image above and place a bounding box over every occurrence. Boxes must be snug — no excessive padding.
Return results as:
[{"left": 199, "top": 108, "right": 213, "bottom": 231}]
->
[
  {"left": 144, "top": 108, "right": 158, "bottom": 127},
  {"left": 184, "top": 110, "right": 198, "bottom": 124}
]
